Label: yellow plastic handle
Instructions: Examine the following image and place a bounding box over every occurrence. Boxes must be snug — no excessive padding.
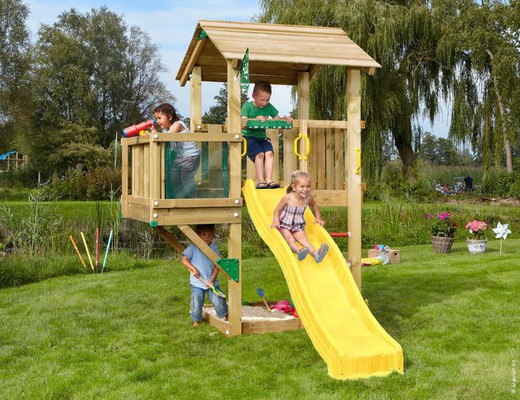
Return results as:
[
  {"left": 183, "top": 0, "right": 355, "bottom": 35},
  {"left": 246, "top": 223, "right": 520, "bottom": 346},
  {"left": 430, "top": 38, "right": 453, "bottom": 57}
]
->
[
  {"left": 294, "top": 133, "right": 310, "bottom": 161},
  {"left": 355, "top": 148, "right": 361, "bottom": 174},
  {"left": 241, "top": 137, "right": 247, "bottom": 157}
]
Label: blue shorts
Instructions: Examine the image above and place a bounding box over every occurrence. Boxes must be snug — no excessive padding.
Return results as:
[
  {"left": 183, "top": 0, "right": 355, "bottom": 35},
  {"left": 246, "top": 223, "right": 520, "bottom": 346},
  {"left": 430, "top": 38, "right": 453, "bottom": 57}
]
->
[{"left": 245, "top": 137, "right": 273, "bottom": 162}]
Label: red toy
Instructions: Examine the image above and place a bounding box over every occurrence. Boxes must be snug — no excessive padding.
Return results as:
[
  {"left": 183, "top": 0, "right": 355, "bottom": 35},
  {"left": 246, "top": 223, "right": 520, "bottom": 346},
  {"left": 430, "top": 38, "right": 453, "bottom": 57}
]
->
[{"left": 122, "top": 117, "right": 156, "bottom": 137}]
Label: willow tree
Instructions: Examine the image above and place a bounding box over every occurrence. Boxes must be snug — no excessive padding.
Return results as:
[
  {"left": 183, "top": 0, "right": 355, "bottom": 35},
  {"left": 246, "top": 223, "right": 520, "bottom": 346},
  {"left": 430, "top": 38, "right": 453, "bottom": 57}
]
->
[
  {"left": 258, "top": 0, "right": 454, "bottom": 183},
  {"left": 443, "top": 0, "right": 520, "bottom": 174}
]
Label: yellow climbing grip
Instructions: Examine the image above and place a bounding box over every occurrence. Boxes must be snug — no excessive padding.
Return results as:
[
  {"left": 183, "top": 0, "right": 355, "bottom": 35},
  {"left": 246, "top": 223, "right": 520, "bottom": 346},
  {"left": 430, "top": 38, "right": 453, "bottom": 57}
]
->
[
  {"left": 294, "top": 133, "right": 310, "bottom": 161},
  {"left": 241, "top": 137, "right": 247, "bottom": 157},
  {"left": 355, "top": 148, "right": 361, "bottom": 174}
]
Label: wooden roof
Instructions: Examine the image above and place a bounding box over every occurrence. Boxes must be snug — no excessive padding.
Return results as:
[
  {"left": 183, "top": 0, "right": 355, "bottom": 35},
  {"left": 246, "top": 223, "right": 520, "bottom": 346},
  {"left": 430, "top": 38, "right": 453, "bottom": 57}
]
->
[{"left": 176, "top": 20, "right": 381, "bottom": 86}]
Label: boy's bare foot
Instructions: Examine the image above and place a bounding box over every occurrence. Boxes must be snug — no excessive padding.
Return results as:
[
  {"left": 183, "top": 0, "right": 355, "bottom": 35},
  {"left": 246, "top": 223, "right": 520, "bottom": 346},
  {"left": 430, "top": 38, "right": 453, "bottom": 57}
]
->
[{"left": 192, "top": 321, "right": 200, "bottom": 327}]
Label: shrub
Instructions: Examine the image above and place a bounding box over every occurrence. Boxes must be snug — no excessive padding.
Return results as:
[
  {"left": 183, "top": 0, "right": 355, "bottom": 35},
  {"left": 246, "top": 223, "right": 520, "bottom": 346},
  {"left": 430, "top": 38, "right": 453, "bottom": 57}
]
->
[
  {"left": 481, "top": 171, "right": 519, "bottom": 198},
  {"left": 39, "top": 167, "right": 121, "bottom": 200}
]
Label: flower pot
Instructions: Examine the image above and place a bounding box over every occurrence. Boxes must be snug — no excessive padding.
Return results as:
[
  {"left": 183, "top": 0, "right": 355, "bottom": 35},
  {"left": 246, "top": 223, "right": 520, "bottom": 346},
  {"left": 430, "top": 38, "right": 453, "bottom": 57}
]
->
[
  {"left": 466, "top": 238, "right": 487, "bottom": 254},
  {"left": 431, "top": 235, "right": 454, "bottom": 253}
]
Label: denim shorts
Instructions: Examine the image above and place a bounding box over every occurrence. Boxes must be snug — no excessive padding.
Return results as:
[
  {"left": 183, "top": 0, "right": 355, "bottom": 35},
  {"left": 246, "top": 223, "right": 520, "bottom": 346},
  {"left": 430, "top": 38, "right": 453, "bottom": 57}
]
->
[
  {"left": 190, "top": 285, "right": 228, "bottom": 322},
  {"left": 245, "top": 137, "right": 273, "bottom": 162}
]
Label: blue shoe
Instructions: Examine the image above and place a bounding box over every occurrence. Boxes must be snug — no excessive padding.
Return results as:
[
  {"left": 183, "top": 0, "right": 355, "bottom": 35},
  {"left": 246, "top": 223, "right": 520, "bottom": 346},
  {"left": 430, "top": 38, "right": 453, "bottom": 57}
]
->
[
  {"left": 297, "top": 247, "right": 309, "bottom": 261},
  {"left": 314, "top": 243, "right": 329, "bottom": 263}
]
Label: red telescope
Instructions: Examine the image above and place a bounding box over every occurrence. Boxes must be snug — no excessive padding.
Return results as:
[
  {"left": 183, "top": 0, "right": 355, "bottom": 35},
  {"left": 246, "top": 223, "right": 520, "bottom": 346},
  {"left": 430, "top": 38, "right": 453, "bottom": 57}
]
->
[{"left": 122, "top": 117, "right": 156, "bottom": 137}]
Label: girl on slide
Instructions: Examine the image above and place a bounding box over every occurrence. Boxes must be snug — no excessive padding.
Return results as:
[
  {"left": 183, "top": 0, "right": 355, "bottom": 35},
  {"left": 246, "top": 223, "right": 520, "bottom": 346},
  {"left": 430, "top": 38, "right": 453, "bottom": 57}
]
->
[{"left": 271, "top": 170, "right": 329, "bottom": 263}]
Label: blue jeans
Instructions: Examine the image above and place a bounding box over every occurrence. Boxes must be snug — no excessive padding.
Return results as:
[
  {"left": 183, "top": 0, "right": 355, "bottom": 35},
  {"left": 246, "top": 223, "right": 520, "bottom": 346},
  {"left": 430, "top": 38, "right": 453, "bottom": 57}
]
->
[{"left": 190, "top": 284, "right": 228, "bottom": 322}]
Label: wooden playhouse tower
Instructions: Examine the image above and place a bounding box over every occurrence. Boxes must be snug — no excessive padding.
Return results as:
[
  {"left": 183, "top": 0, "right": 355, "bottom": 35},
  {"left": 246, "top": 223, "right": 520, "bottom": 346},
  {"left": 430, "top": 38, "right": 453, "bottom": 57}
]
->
[{"left": 121, "top": 20, "right": 381, "bottom": 337}]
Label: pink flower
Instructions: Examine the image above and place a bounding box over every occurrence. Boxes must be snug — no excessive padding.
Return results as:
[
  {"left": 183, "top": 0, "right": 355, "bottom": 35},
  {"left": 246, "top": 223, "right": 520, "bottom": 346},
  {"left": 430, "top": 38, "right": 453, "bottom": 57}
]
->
[{"left": 465, "top": 220, "right": 487, "bottom": 239}]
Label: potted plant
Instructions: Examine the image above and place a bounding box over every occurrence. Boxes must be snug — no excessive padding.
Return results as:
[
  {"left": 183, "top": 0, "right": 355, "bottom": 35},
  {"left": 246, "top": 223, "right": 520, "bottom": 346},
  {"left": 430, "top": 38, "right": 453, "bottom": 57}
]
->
[
  {"left": 427, "top": 212, "right": 457, "bottom": 253},
  {"left": 465, "top": 220, "right": 488, "bottom": 254}
]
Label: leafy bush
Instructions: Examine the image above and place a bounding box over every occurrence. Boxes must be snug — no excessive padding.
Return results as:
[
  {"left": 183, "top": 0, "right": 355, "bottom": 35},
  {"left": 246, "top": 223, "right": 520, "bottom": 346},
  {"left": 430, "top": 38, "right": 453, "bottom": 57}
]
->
[
  {"left": 508, "top": 178, "right": 520, "bottom": 199},
  {"left": 0, "top": 164, "right": 40, "bottom": 188},
  {"left": 39, "top": 167, "right": 121, "bottom": 200},
  {"left": 481, "top": 171, "right": 519, "bottom": 197}
]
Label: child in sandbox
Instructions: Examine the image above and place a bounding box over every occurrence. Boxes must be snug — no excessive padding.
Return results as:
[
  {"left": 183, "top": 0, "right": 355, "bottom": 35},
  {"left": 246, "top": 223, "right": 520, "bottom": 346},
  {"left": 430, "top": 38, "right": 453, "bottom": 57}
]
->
[
  {"left": 271, "top": 170, "right": 329, "bottom": 263},
  {"left": 241, "top": 80, "right": 293, "bottom": 189},
  {"left": 181, "top": 224, "right": 228, "bottom": 327}
]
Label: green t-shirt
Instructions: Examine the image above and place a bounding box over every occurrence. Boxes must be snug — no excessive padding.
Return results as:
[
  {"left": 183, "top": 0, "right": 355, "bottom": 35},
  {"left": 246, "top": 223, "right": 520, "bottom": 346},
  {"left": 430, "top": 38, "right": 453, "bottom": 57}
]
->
[{"left": 241, "top": 101, "right": 279, "bottom": 139}]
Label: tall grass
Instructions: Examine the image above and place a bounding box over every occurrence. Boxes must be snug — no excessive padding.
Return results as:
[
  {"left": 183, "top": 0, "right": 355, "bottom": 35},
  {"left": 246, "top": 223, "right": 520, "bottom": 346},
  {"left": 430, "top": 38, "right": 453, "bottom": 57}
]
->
[{"left": 1, "top": 197, "right": 520, "bottom": 288}]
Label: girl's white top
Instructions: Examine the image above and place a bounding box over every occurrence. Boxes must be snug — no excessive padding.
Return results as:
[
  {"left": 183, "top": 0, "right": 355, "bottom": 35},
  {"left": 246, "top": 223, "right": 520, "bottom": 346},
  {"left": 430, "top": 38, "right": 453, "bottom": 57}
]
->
[{"left": 166, "top": 120, "right": 200, "bottom": 157}]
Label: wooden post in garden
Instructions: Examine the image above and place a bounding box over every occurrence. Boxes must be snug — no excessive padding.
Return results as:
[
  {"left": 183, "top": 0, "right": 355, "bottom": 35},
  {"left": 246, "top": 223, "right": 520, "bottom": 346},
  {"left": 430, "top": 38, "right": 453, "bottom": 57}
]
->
[
  {"left": 190, "top": 66, "right": 202, "bottom": 131},
  {"left": 226, "top": 59, "right": 243, "bottom": 336},
  {"left": 297, "top": 72, "right": 310, "bottom": 175},
  {"left": 346, "top": 67, "right": 362, "bottom": 290}
]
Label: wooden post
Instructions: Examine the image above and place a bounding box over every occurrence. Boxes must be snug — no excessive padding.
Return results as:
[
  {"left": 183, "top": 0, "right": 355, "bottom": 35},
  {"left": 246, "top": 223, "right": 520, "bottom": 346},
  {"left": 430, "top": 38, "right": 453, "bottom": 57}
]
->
[
  {"left": 297, "top": 72, "right": 310, "bottom": 175},
  {"left": 267, "top": 129, "right": 280, "bottom": 183},
  {"left": 150, "top": 134, "right": 162, "bottom": 222},
  {"left": 121, "top": 138, "right": 128, "bottom": 217},
  {"left": 190, "top": 66, "right": 202, "bottom": 132},
  {"left": 346, "top": 68, "right": 362, "bottom": 291},
  {"left": 226, "top": 60, "right": 243, "bottom": 336}
]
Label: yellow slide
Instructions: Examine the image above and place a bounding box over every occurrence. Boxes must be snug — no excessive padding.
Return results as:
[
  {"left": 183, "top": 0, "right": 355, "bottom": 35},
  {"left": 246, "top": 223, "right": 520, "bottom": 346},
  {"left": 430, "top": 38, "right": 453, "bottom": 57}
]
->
[{"left": 242, "top": 179, "right": 403, "bottom": 380}]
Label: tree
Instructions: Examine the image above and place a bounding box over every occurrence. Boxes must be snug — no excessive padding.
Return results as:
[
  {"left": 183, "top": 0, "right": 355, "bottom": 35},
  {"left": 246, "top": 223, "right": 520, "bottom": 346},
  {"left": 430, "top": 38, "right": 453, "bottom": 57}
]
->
[
  {"left": 32, "top": 7, "right": 173, "bottom": 149},
  {"left": 444, "top": 0, "right": 520, "bottom": 174},
  {"left": 202, "top": 84, "right": 248, "bottom": 124},
  {"left": 0, "top": 0, "right": 32, "bottom": 150},
  {"left": 28, "top": 122, "right": 111, "bottom": 176},
  {"left": 258, "top": 0, "right": 454, "bottom": 183}
]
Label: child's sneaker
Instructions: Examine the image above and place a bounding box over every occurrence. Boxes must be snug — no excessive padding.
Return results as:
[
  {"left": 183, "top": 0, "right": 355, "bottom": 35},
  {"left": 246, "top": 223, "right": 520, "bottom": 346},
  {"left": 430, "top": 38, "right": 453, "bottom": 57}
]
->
[
  {"left": 314, "top": 243, "right": 329, "bottom": 263},
  {"left": 297, "top": 247, "right": 309, "bottom": 261}
]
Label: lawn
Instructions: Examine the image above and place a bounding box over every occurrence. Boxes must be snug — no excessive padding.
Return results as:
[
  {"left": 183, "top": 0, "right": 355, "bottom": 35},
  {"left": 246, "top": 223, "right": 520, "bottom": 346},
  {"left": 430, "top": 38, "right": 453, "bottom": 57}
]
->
[{"left": 1, "top": 239, "right": 519, "bottom": 399}]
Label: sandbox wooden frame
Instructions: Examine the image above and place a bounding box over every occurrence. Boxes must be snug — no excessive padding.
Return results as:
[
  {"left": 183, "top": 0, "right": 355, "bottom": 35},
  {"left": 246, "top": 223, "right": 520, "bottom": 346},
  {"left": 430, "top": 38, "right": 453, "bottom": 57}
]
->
[{"left": 121, "top": 20, "right": 380, "bottom": 336}]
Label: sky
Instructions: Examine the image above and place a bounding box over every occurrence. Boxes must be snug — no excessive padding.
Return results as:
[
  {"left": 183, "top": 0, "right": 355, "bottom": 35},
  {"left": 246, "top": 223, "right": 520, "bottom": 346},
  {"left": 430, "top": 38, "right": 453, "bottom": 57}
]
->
[{"left": 25, "top": 0, "right": 449, "bottom": 136}]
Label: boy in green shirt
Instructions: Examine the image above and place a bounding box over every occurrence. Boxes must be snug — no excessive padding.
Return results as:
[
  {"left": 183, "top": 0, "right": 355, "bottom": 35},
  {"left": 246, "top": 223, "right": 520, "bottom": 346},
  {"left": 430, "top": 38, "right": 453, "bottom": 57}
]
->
[{"left": 241, "top": 81, "right": 293, "bottom": 189}]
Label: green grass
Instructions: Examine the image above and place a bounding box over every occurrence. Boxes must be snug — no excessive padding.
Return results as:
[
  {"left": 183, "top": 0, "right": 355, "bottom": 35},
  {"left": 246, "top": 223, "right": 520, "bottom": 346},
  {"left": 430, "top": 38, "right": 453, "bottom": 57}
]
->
[{"left": 1, "top": 240, "right": 520, "bottom": 399}]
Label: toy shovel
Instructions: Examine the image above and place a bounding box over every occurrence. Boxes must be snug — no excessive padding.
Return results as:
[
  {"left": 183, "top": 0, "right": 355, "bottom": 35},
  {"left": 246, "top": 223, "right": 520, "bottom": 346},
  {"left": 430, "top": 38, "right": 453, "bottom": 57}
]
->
[
  {"left": 198, "top": 276, "right": 227, "bottom": 299},
  {"left": 256, "top": 288, "right": 273, "bottom": 312}
]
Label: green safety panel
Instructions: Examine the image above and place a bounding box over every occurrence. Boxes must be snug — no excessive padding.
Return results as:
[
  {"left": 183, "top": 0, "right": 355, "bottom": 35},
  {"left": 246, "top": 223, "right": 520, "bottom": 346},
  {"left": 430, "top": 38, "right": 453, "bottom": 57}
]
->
[
  {"left": 165, "top": 145, "right": 177, "bottom": 199},
  {"left": 246, "top": 120, "right": 293, "bottom": 130},
  {"left": 222, "top": 142, "right": 229, "bottom": 197},
  {"left": 217, "top": 258, "right": 239, "bottom": 282},
  {"left": 165, "top": 142, "right": 228, "bottom": 199}
]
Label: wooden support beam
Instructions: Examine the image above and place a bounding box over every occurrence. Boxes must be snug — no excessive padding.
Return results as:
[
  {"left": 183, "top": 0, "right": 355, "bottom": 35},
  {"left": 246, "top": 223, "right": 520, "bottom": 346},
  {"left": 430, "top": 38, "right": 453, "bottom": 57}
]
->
[
  {"left": 190, "top": 66, "right": 202, "bottom": 131},
  {"left": 121, "top": 138, "right": 129, "bottom": 218},
  {"left": 346, "top": 67, "right": 362, "bottom": 291},
  {"left": 295, "top": 72, "right": 310, "bottom": 177},
  {"left": 149, "top": 134, "right": 161, "bottom": 223},
  {"left": 154, "top": 226, "right": 185, "bottom": 254},
  {"left": 226, "top": 60, "right": 243, "bottom": 337},
  {"left": 180, "top": 37, "right": 207, "bottom": 86},
  {"left": 308, "top": 64, "right": 321, "bottom": 80},
  {"left": 362, "top": 66, "right": 377, "bottom": 76},
  {"left": 177, "top": 225, "right": 233, "bottom": 282},
  {"left": 227, "top": 222, "right": 242, "bottom": 337}
]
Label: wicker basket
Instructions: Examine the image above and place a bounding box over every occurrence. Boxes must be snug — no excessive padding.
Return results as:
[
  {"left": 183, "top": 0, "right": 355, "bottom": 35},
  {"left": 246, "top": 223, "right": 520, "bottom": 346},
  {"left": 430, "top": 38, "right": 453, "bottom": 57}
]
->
[{"left": 431, "top": 235, "right": 455, "bottom": 253}]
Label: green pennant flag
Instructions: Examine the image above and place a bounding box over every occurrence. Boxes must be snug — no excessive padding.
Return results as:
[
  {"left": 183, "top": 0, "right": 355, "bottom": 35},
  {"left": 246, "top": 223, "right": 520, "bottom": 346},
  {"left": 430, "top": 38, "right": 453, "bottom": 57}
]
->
[{"left": 239, "top": 48, "right": 249, "bottom": 90}]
